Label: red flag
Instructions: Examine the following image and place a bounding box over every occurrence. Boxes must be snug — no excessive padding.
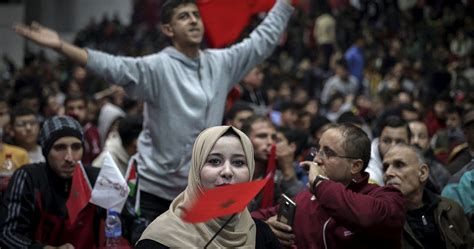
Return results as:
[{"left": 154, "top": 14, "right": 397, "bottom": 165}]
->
[
  {"left": 260, "top": 144, "right": 276, "bottom": 208},
  {"left": 182, "top": 178, "right": 268, "bottom": 223},
  {"left": 66, "top": 163, "right": 92, "bottom": 224},
  {"left": 197, "top": 0, "right": 275, "bottom": 48},
  {"left": 225, "top": 86, "right": 242, "bottom": 113}
]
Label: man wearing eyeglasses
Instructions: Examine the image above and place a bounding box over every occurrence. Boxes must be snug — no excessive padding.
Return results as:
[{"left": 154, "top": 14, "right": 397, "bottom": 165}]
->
[
  {"left": 7, "top": 107, "right": 45, "bottom": 163},
  {"left": 252, "top": 123, "right": 406, "bottom": 248},
  {"left": 0, "top": 116, "right": 103, "bottom": 249}
]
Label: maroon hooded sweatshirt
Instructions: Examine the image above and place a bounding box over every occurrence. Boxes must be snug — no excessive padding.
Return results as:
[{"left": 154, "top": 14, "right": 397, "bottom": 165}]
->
[{"left": 252, "top": 173, "right": 406, "bottom": 249}]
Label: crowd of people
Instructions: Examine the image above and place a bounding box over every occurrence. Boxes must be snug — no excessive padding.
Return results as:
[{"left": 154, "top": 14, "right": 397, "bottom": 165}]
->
[{"left": 0, "top": 0, "right": 473, "bottom": 248}]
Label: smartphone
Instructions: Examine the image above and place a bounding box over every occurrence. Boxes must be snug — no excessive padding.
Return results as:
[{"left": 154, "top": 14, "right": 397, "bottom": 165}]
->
[{"left": 277, "top": 194, "right": 296, "bottom": 226}]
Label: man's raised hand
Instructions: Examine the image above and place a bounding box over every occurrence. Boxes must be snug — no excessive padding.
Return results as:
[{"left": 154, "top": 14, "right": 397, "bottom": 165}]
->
[{"left": 14, "top": 22, "right": 62, "bottom": 50}]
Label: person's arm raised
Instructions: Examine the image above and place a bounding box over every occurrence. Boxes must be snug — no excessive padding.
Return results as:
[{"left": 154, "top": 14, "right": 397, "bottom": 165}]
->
[{"left": 14, "top": 22, "right": 88, "bottom": 66}]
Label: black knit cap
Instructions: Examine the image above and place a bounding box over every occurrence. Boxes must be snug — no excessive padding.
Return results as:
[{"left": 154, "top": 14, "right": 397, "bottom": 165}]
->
[{"left": 39, "top": 116, "right": 84, "bottom": 157}]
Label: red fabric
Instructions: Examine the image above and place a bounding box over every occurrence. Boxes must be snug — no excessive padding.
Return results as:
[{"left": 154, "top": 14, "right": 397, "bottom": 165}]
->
[
  {"left": 435, "top": 151, "right": 449, "bottom": 165},
  {"left": 35, "top": 191, "right": 100, "bottom": 249},
  {"left": 197, "top": 0, "right": 297, "bottom": 48},
  {"left": 66, "top": 164, "right": 92, "bottom": 224},
  {"left": 329, "top": 0, "right": 350, "bottom": 11},
  {"left": 225, "top": 86, "right": 242, "bottom": 113},
  {"left": 260, "top": 144, "right": 276, "bottom": 208},
  {"left": 424, "top": 111, "right": 446, "bottom": 137},
  {"left": 252, "top": 173, "right": 406, "bottom": 249},
  {"left": 182, "top": 178, "right": 268, "bottom": 223},
  {"left": 127, "top": 159, "right": 137, "bottom": 182},
  {"left": 197, "top": 0, "right": 271, "bottom": 48},
  {"left": 83, "top": 123, "right": 101, "bottom": 164}
]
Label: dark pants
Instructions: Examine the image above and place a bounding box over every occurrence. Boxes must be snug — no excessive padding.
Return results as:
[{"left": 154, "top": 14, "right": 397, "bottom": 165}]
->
[
  {"left": 139, "top": 190, "right": 172, "bottom": 222},
  {"left": 124, "top": 190, "right": 172, "bottom": 244}
]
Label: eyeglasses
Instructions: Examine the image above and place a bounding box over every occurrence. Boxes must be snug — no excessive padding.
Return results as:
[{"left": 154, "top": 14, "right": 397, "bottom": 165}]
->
[{"left": 310, "top": 146, "right": 359, "bottom": 160}]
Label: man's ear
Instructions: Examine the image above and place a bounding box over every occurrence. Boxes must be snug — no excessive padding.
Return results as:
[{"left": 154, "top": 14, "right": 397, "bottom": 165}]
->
[
  {"left": 419, "top": 164, "right": 429, "bottom": 182},
  {"left": 351, "top": 159, "right": 363, "bottom": 175},
  {"left": 160, "top": 24, "right": 174, "bottom": 38}
]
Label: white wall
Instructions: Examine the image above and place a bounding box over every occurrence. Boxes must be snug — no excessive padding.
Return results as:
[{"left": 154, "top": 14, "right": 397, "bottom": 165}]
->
[{"left": 0, "top": 0, "right": 132, "bottom": 67}]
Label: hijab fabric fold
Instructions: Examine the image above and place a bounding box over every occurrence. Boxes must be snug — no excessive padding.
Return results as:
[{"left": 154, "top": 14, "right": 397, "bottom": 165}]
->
[{"left": 139, "top": 126, "right": 256, "bottom": 248}]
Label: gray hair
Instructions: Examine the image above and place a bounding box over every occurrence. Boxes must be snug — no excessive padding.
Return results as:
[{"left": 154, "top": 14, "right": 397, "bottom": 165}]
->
[{"left": 388, "top": 143, "right": 427, "bottom": 167}]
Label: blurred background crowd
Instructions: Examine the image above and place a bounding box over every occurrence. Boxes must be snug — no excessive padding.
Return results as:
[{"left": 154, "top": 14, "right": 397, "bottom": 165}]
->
[
  {"left": 1, "top": 0, "right": 472, "bottom": 172},
  {"left": 0, "top": 0, "right": 473, "bottom": 247}
]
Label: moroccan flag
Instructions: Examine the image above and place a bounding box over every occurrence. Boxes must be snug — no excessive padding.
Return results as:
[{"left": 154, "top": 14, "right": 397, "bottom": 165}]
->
[
  {"left": 66, "top": 162, "right": 92, "bottom": 224},
  {"left": 260, "top": 144, "right": 276, "bottom": 208},
  {"left": 182, "top": 178, "right": 268, "bottom": 223},
  {"left": 198, "top": 0, "right": 295, "bottom": 48}
]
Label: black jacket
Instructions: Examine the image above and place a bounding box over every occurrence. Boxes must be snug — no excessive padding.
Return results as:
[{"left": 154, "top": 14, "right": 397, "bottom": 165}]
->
[{"left": 0, "top": 163, "right": 102, "bottom": 249}]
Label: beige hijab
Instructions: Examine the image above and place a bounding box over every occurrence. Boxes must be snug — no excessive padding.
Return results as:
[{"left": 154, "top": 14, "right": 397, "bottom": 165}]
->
[{"left": 139, "top": 126, "right": 257, "bottom": 248}]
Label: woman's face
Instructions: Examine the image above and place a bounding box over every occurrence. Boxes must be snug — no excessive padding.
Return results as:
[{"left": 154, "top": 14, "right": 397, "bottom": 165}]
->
[{"left": 200, "top": 135, "right": 250, "bottom": 189}]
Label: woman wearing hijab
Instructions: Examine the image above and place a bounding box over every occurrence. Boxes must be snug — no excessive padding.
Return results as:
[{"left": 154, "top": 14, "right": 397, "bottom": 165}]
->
[{"left": 135, "top": 126, "right": 281, "bottom": 248}]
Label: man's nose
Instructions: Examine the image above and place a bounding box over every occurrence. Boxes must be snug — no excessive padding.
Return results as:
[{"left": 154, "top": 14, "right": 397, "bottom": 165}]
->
[
  {"left": 64, "top": 147, "right": 75, "bottom": 163},
  {"left": 313, "top": 152, "right": 323, "bottom": 164},
  {"left": 266, "top": 135, "right": 274, "bottom": 145},
  {"left": 190, "top": 14, "right": 198, "bottom": 23},
  {"left": 384, "top": 165, "right": 395, "bottom": 177}
]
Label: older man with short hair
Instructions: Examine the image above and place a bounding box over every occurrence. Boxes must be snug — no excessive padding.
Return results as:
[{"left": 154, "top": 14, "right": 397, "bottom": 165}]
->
[{"left": 383, "top": 144, "right": 474, "bottom": 248}]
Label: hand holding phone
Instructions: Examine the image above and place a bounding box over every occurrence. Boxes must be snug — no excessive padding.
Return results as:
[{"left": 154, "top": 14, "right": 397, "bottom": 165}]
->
[{"left": 277, "top": 194, "right": 296, "bottom": 226}]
